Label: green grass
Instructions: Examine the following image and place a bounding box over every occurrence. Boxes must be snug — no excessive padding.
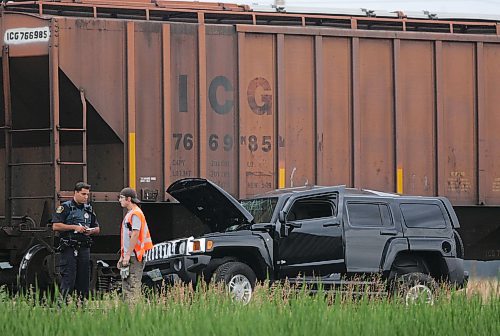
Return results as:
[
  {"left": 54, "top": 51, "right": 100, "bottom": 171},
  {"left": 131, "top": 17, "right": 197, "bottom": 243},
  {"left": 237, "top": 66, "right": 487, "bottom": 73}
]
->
[{"left": 0, "top": 282, "right": 498, "bottom": 336}]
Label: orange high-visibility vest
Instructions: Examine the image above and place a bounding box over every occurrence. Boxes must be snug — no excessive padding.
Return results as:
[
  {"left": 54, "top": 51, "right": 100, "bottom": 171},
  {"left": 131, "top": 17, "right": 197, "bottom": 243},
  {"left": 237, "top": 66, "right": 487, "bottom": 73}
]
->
[{"left": 121, "top": 207, "right": 153, "bottom": 262}]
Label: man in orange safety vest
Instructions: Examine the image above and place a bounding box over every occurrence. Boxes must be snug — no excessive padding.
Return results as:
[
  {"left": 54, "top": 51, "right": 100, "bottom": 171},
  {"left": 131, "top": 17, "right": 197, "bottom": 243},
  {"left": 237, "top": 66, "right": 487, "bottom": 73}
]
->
[{"left": 117, "top": 187, "right": 153, "bottom": 302}]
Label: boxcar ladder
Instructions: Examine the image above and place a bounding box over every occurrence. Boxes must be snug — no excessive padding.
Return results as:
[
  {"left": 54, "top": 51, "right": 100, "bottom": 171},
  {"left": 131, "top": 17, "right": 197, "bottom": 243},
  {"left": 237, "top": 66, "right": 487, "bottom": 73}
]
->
[{"left": 1, "top": 45, "right": 87, "bottom": 225}]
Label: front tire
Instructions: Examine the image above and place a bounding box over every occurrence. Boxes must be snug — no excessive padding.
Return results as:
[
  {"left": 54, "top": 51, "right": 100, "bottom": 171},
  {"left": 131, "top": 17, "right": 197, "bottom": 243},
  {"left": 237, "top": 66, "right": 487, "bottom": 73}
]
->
[{"left": 212, "top": 262, "right": 256, "bottom": 304}]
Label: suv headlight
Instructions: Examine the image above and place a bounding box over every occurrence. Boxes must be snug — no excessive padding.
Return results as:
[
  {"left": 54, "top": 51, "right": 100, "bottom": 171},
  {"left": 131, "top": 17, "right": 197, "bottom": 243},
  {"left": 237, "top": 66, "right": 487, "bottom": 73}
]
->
[{"left": 188, "top": 238, "right": 214, "bottom": 253}]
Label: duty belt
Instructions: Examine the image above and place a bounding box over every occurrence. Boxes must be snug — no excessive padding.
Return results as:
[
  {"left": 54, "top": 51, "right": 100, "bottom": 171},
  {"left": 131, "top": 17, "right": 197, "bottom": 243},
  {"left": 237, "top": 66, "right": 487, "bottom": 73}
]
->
[{"left": 58, "top": 236, "right": 92, "bottom": 251}]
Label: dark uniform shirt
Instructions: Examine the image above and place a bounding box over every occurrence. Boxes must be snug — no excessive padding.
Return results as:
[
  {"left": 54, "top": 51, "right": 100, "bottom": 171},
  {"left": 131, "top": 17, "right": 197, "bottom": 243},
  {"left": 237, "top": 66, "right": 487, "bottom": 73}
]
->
[{"left": 52, "top": 199, "right": 99, "bottom": 240}]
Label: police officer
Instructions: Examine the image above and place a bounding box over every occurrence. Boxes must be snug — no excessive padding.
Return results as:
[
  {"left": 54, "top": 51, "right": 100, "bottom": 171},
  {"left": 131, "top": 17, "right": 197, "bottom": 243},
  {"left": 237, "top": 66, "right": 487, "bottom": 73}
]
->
[{"left": 52, "top": 182, "right": 100, "bottom": 299}]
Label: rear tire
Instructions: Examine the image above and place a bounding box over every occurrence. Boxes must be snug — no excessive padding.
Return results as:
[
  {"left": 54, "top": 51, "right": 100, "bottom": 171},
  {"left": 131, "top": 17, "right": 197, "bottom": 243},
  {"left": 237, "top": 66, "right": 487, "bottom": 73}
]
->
[
  {"left": 212, "top": 262, "right": 256, "bottom": 304},
  {"left": 394, "top": 272, "right": 438, "bottom": 306}
]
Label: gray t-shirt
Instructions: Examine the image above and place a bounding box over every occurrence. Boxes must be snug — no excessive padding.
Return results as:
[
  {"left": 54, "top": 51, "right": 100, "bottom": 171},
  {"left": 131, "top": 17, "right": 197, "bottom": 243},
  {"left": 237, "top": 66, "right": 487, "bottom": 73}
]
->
[{"left": 122, "top": 212, "right": 141, "bottom": 256}]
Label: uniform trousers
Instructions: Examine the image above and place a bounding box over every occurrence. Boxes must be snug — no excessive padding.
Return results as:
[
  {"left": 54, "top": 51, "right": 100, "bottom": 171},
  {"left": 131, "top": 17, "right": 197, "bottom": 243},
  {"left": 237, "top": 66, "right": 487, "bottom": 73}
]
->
[{"left": 60, "top": 246, "right": 91, "bottom": 299}]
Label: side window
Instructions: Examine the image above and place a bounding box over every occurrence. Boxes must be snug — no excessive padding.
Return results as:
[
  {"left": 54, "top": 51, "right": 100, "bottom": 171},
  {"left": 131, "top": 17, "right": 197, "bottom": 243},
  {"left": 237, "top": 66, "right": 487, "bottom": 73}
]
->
[
  {"left": 287, "top": 198, "right": 335, "bottom": 221},
  {"left": 379, "top": 204, "right": 392, "bottom": 226},
  {"left": 400, "top": 203, "right": 447, "bottom": 229},
  {"left": 347, "top": 202, "right": 392, "bottom": 227}
]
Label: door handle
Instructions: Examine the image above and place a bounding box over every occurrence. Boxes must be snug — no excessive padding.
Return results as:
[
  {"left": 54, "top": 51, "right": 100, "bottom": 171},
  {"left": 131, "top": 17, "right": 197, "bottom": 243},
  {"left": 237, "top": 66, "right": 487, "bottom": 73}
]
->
[
  {"left": 380, "top": 229, "right": 398, "bottom": 236},
  {"left": 323, "top": 222, "right": 340, "bottom": 227}
]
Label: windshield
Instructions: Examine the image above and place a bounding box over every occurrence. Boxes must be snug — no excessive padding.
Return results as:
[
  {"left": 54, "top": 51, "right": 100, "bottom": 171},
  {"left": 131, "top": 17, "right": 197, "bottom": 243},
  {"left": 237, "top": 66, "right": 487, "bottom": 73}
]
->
[{"left": 240, "top": 197, "right": 278, "bottom": 223}]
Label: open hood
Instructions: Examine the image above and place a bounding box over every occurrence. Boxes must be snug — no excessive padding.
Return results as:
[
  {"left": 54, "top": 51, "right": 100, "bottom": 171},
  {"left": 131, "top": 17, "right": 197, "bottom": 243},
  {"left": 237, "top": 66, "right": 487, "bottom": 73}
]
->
[{"left": 167, "top": 178, "right": 254, "bottom": 233}]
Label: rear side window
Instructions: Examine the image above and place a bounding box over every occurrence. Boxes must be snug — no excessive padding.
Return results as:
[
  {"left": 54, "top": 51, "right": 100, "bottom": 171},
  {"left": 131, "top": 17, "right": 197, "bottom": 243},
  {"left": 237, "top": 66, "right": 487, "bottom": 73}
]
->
[
  {"left": 347, "top": 203, "right": 392, "bottom": 227},
  {"left": 287, "top": 200, "right": 334, "bottom": 221},
  {"left": 400, "top": 203, "right": 447, "bottom": 229}
]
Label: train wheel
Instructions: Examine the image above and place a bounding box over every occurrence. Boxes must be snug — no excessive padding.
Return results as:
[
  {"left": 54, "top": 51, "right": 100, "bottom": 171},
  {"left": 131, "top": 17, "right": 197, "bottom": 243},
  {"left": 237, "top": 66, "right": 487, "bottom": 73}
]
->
[{"left": 18, "top": 244, "right": 55, "bottom": 293}]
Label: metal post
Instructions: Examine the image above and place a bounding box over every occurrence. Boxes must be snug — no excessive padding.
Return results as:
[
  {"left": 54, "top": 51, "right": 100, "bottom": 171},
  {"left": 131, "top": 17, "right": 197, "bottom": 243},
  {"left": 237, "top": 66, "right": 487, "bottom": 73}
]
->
[
  {"left": 80, "top": 89, "right": 87, "bottom": 183},
  {"left": 49, "top": 19, "right": 60, "bottom": 203},
  {"left": 2, "top": 46, "right": 12, "bottom": 225},
  {"left": 162, "top": 24, "right": 171, "bottom": 201},
  {"left": 126, "top": 21, "right": 136, "bottom": 190},
  {"left": 198, "top": 12, "right": 207, "bottom": 178}
]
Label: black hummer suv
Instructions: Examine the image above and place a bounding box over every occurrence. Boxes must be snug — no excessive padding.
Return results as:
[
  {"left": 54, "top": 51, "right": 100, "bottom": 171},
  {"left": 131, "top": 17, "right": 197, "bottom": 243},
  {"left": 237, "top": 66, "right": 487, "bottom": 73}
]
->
[{"left": 143, "top": 178, "right": 467, "bottom": 304}]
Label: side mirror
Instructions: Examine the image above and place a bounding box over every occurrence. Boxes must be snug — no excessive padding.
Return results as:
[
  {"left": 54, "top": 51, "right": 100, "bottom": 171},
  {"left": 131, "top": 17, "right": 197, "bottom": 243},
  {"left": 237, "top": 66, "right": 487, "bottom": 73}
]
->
[{"left": 278, "top": 210, "right": 287, "bottom": 223}]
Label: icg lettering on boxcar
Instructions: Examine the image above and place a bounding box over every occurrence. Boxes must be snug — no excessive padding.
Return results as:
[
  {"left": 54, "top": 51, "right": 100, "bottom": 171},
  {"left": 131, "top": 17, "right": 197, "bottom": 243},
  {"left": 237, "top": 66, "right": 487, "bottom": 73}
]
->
[{"left": 179, "top": 74, "right": 273, "bottom": 116}]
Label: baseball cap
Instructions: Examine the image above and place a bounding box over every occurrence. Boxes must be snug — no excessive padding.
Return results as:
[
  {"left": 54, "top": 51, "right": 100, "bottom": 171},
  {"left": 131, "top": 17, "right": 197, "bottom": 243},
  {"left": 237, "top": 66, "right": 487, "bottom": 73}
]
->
[{"left": 120, "top": 187, "right": 141, "bottom": 204}]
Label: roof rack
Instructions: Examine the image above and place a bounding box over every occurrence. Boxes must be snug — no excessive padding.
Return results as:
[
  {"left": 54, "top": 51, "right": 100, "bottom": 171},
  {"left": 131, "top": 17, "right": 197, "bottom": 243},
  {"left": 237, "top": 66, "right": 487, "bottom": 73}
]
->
[{"left": 362, "top": 189, "right": 400, "bottom": 197}]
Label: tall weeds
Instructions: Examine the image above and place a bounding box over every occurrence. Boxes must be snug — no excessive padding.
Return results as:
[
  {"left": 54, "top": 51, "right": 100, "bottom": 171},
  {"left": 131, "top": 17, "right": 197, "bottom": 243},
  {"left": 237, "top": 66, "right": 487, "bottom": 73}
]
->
[{"left": 0, "top": 280, "right": 498, "bottom": 336}]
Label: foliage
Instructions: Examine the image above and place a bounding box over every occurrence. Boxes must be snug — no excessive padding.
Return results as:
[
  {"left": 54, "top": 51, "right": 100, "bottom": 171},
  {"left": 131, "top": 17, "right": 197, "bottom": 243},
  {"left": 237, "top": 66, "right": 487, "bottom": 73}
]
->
[{"left": 0, "top": 280, "right": 498, "bottom": 336}]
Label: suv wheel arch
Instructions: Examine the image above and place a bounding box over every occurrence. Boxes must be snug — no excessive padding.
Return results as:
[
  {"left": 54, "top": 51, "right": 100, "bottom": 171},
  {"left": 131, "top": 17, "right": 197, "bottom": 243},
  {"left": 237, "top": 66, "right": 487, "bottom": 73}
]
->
[
  {"left": 453, "top": 229, "right": 464, "bottom": 258},
  {"left": 207, "top": 247, "right": 269, "bottom": 281},
  {"left": 389, "top": 254, "right": 431, "bottom": 279}
]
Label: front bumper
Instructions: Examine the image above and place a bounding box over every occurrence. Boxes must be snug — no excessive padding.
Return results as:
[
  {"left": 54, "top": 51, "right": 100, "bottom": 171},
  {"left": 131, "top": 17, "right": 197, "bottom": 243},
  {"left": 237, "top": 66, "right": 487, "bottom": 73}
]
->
[
  {"left": 445, "top": 257, "right": 469, "bottom": 288},
  {"left": 142, "top": 254, "right": 212, "bottom": 286}
]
